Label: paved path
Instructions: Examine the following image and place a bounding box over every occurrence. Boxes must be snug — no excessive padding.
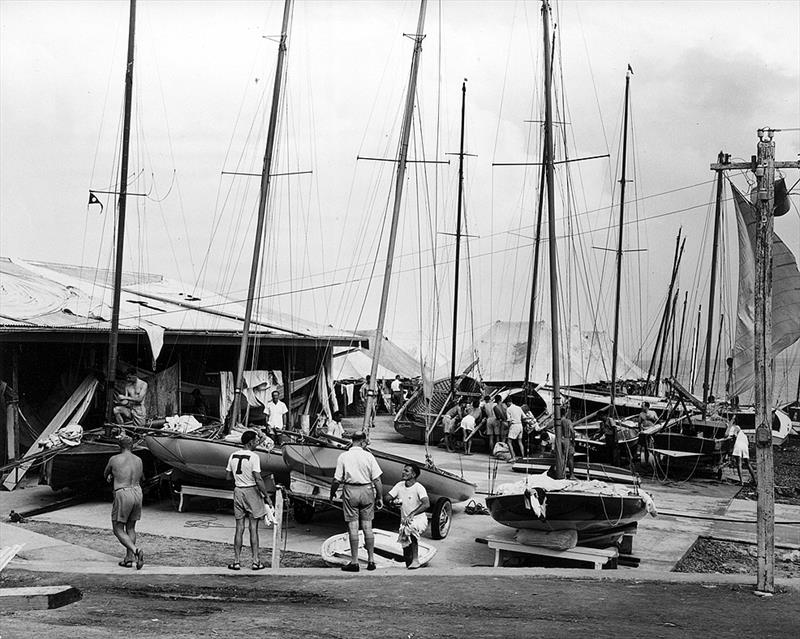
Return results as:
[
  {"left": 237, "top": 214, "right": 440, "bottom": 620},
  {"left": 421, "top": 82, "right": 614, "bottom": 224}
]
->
[{"left": 4, "top": 416, "right": 795, "bottom": 575}]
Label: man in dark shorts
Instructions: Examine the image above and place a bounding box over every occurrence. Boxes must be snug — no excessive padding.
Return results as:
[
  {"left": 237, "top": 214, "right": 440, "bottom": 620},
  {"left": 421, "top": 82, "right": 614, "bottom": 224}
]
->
[
  {"left": 226, "top": 430, "right": 273, "bottom": 571},
  {"left": 103, "top": 435, "right": 145, "bottom": 569},
  {"left": 637, "top": 401, "right": 658, "bottom": 466},
  {"left": 329, "top": 431, "right": 383, "bottom": 572},
  {"left": 555, "top": 408, "right": 576, "bottom": 479}
]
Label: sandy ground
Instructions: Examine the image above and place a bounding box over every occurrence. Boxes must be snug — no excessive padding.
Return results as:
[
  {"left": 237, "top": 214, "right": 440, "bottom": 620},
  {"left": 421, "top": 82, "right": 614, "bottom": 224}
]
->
[{"left": 2, "top": 570, "right": 799, "bottom": 639}]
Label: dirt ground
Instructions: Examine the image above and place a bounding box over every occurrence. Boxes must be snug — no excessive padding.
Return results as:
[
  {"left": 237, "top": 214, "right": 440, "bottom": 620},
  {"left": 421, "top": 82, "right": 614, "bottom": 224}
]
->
[
  {"left": 675, "top": 537, "right": 800, "bottom": 578},
  {"left": 2, "top": 570, "right": 799, "bottom": 639},
  {"left": 14, "top": 520, "right": 327, "bottom": 568},
  {"left": 736, "top": 436, "right": 800, "bottom": 506}
]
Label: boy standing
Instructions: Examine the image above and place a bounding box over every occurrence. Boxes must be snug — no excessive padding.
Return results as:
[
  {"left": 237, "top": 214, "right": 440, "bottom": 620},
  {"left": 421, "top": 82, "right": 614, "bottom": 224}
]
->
[{"left": 226, "top": 430, "right": 273, "bottom": 570}]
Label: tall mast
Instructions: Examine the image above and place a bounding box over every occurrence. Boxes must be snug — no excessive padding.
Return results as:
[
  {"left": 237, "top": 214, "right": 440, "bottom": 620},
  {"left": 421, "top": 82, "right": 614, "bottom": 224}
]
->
[
  {"left": 363, "top": 0, "right": 428, "bottom": 431},
  {"left": 542, "top": 1, "right": 565, "bottom": 479},
  {"left": 449, "top": 80, "right": 467, "bottom": 396},
  {"left": 702, "top": 152, "right": 727, "bottom": 418},
  {"left": 105, "top": 0, "right": 137, "bottom": 420},
  {"left": 523, "top": 150, "right": 547, "bottom": 392},
  {"left": 609, "top": 69, "right": 632, "bottom": 412},
  {"left": 229, "top": 0, "right": 293, "bottom": 430}
]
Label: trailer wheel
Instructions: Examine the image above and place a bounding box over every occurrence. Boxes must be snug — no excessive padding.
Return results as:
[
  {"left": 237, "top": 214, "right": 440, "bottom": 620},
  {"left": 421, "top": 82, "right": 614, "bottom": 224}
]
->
[
  {"left": 293, "top": 500, "right": 315, "bottom": 524},
  {"left": 430, "top": 497, "right": 452, "bottom": 539}
]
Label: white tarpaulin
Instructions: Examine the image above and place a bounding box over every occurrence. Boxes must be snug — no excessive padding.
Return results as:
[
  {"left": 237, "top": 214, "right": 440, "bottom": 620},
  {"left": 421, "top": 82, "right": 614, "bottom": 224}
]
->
[{"left": 731, "top": 186, "right": 800, "bottom": 398}]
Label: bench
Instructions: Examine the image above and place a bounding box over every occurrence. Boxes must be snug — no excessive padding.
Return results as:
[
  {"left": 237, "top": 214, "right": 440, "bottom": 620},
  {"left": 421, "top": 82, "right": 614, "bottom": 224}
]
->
[
  {"left": 479, "top": 535, "right": 619, "bottom": 569},
  {"left": 177, "top": 485, "right": 233, "bottom": 513}
]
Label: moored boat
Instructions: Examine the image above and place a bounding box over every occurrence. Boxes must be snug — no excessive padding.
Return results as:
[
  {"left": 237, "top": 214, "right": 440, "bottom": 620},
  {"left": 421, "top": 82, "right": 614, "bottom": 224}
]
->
[
  {"left": 511, "top": 454, "right": 638, "bottom": 485},
  {"left": 484, "top": 475, "right": 654, "bottom": 540},
  {"left": 282, "top": 441, "right": 475, "bottom": 505},
  {"left": 144, "top": 433, "right": 288, "bottom": 489}
]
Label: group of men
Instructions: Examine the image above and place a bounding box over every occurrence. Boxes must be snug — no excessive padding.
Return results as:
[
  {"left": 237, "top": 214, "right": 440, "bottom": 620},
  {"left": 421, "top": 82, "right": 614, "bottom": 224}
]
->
[{"left": 442, "top": 395, "right": 555, "bottom": 462}]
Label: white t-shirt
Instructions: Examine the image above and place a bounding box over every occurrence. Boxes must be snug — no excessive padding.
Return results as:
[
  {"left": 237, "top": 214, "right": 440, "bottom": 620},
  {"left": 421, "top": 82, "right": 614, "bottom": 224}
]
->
[
  {"left": 226, "top": 449, "right": 262, "bottom": 488},
  {"left": 460, "top": 414, "right": 476, "bottom": 431},
  {"left": 390, "top": 379, "right": 402, "bottom": 392},
  {"left": 334, "top": 446, "right": 382, "bottom": 485},
  {"left": 388, "top": 481, "right": 428, "bottom": 519},
  {"left": 265, "top": 400, "right": 288, "bottom": 429},
  {"left": 327, "top": 420, "right": 345, "bottom": 438},
  {"left": 506, "top": 404, "right": 524, "bottom": 426}
]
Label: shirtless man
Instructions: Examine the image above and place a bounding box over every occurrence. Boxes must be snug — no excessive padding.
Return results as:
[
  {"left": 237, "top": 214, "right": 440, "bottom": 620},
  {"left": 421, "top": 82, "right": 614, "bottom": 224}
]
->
[
  {"left": 113, "top": 369, "right": 148, "bottom": 426},
  {"left": 103, "top": 435, "right": 145, "bottom": 569}
]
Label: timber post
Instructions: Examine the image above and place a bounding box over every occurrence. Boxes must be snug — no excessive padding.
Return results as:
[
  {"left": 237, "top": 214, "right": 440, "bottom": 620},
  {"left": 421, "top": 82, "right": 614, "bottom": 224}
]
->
[{"left": 710, "top": 129, "right": 800, "bottom": 594}]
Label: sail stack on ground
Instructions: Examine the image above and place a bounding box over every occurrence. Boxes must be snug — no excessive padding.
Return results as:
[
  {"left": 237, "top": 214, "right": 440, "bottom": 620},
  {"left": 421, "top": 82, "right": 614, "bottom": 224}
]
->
[{"left": 731, "top": 186, "right": 800, "bottom": 399}]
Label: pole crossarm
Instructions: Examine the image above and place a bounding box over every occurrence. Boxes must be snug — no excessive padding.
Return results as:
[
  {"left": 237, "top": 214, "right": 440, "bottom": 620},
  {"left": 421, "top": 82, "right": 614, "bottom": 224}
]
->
[
  {"left": 221, "top": 170, "right": 313, "bottom": 177},
  {"left": 493, "top": 153, "right": 609, "bottom": 167},
  {"left": 711, "top": 161, "right": 800, "bottom": 170},
  {"left": 356, "top": 156, "right": 449, "bottom": 164}
]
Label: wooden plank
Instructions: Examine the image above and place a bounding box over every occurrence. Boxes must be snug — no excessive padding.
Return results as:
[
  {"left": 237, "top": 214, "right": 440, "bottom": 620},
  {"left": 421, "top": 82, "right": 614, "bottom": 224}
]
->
[
  {"left": 0, "top": 544, "right": 24, "bottom": 573},
  {"left": 0, "top": 586, "right": 82, "bottom": 611},
  {"left": 485, "top": 537, "right": 618, "bottom": 570},
  {"left": 2, "top": 375, "right": 98, "bottom": 491},
  {"left": 271, "top": 489, "right": 284, "bottom": 569}
]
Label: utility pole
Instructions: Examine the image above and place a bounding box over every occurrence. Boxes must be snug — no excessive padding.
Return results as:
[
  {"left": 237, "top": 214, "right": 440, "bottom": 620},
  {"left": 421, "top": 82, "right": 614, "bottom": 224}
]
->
[{"left": 711, "top": 129, "right": 800, "bottom": 594}]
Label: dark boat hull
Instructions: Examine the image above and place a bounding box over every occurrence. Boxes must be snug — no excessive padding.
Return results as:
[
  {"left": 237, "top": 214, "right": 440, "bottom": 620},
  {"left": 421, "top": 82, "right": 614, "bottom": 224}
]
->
[
  {"left": 144, "top": 434, "right": 289, "bottom": 489},
  {"left": 283, "top": 443, "right": 475, "bottom": 504},
  {"left": 484, "top": 490, "right": 648, "bottom": 536},
  {"left": 42, "top": 440, "right": 156, "bottom": 492}
]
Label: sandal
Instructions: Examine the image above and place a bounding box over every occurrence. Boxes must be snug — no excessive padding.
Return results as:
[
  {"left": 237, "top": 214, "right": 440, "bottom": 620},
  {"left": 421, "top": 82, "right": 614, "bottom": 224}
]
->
[
  {"left": 134, "top": 548, "right": 145, "bottom": 570},
  {"left": 252, "top": 561, "right": 266, "bottom": 571},
  {"left": 227, "top": 562, "right": 241, "bottom": 571},
  {"left": 475, "top": 503, "right": 491, "bottom": 515},
  {"left": 118, "top": 559, "right": 133, "bottom": 568},
  {"left": 464, "top": 500, "right": 477, "bottom": 515}
]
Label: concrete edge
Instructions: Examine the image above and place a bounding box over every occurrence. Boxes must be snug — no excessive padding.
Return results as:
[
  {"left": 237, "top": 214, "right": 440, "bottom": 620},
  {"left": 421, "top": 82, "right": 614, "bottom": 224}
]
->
[{"left": 6, "top": 560, "right": 800, "bottom": 591}]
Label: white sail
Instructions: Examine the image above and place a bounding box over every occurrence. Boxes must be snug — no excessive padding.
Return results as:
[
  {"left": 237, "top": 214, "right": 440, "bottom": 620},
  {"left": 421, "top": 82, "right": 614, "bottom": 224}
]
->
[{"left": 731, "top": 185, "right": 800, "bottom": 398}]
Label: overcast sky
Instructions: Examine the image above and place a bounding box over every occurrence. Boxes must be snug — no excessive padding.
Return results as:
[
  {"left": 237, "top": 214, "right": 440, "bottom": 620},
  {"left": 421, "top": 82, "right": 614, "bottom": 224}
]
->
[{"left": 1, "top": 0, "right": 799, "bottom": 380}]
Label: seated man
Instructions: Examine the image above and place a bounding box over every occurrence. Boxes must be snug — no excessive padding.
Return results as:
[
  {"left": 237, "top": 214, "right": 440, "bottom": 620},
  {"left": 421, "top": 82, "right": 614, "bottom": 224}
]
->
[{"left": 113, "top": 368, "right": 148, "bottom": 427}]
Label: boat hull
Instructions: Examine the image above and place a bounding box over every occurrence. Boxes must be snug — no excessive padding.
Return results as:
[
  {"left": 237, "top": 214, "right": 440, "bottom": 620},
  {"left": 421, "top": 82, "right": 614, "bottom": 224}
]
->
[
  {"left": 42, "top": 440, "right": 157, "bottom": 492},
  {"left": 484, "top": 490, "right": 648, "bottom": 536},
  {"left": 283, "top": 443, "right": 475, "bottom": 504},
  {"left": 721, "top": 407, "right": 792, "bottom": 446},
  {"left": 320, "top": 528, "right": 436, "bottom": 569},
  {"left": 144, "top": 435, "right": 289, "bottom": 489}
]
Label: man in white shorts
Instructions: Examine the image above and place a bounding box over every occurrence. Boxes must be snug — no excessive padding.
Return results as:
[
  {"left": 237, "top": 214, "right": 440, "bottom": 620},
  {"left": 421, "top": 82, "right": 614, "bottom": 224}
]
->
[
  {"left": 729, "top": 422, "right": 757, "bottom": 486},
  {"left": 505, "top": 398, "right": 524, "bottom": 461},
  {"left": 388, "top": 463, "right": 430, "bottom": 569},
  {"left": 226, "top": 430, "right": 273, "bottom": 571}
]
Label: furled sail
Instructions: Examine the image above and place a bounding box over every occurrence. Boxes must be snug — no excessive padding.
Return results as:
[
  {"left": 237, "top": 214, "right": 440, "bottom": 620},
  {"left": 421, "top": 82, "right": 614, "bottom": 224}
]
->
[{"left": 730, "top": 185, "right": 800, "bottom": 398}]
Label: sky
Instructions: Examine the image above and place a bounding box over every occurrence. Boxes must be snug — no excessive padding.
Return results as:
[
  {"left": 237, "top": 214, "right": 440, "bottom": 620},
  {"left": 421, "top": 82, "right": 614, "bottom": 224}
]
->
[{"left": 1, "top": 0, "right": 799, "bottom": 387}]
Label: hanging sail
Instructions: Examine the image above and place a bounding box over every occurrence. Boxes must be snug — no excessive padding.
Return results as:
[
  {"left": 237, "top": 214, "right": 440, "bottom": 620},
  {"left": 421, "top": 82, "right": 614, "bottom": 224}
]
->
[{"left": 730, "top": 185, "right": 800, "bottom": 398}]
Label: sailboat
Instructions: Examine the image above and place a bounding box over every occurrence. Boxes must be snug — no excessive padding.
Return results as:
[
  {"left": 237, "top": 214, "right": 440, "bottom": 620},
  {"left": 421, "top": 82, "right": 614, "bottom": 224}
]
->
[
  {"left": 484, "top": 1, "right": 654, "bottom": 542},
  {"left": 282, "top": 0, "right": 476, "bottom": 537},
  {"left": 36, "top": 0, "right": 160, "bottom": 493},
  {"left": 144, "top": 0, "right": 296, "bottom": 486}
]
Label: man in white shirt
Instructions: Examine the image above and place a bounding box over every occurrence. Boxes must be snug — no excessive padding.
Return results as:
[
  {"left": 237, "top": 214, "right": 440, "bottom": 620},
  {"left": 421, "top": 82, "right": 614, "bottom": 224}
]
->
[
  {"left": 390, "top": 375, "right": 403, "bottom": 414},
  {"left": 225, "top": 430, "right": 273, "bottom": 571},
  {"left": 505, "top": 398, "right": 525, "bottom": 461},
  {"left": 264, "top": 390, "right": 289, "bottom": 437},
  {"left": 329, "top": 431, "right": 384, "bottom": 572},
  {"left": 388, "top": 463, "right": 430, "bottom": 569}
]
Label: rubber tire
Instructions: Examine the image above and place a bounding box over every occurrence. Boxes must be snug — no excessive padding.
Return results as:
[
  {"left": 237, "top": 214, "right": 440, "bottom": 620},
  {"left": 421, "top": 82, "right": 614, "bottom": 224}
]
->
[
  {"left": 292, "top": 500, "right": 315, "bottom": 524},
  {"left": 430, "top": 497, "right": 452, "bottom": 540}
]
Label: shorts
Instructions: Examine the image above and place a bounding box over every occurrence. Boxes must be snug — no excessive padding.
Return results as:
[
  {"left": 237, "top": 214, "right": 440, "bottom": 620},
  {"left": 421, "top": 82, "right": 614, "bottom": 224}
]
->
[
  {"left": 461, "top": 426, "right": 475, "bottom": 441},
  {"left": 111, "top": 485, "right": 142, "bottom": 523},
  {"left": 342, "top": 484, "right": 375, "bottom": 522},
  {"left": 486, "top": 417, "right": 499, "bottom": 435},
  {"left": 442, "top": 415, "right": 455, "bottom": 434},
  {"left": 233, "top": 485, "right": 267, "bottom": 520},
  {"left": 637, "top": 432, "right": 649, "bottom": 447},
  {"left": 392, "top": 391, "right": 403, "bottom": 406},
  {"left": 508, "top": 422, "right": 523, "bottom": 439}
]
